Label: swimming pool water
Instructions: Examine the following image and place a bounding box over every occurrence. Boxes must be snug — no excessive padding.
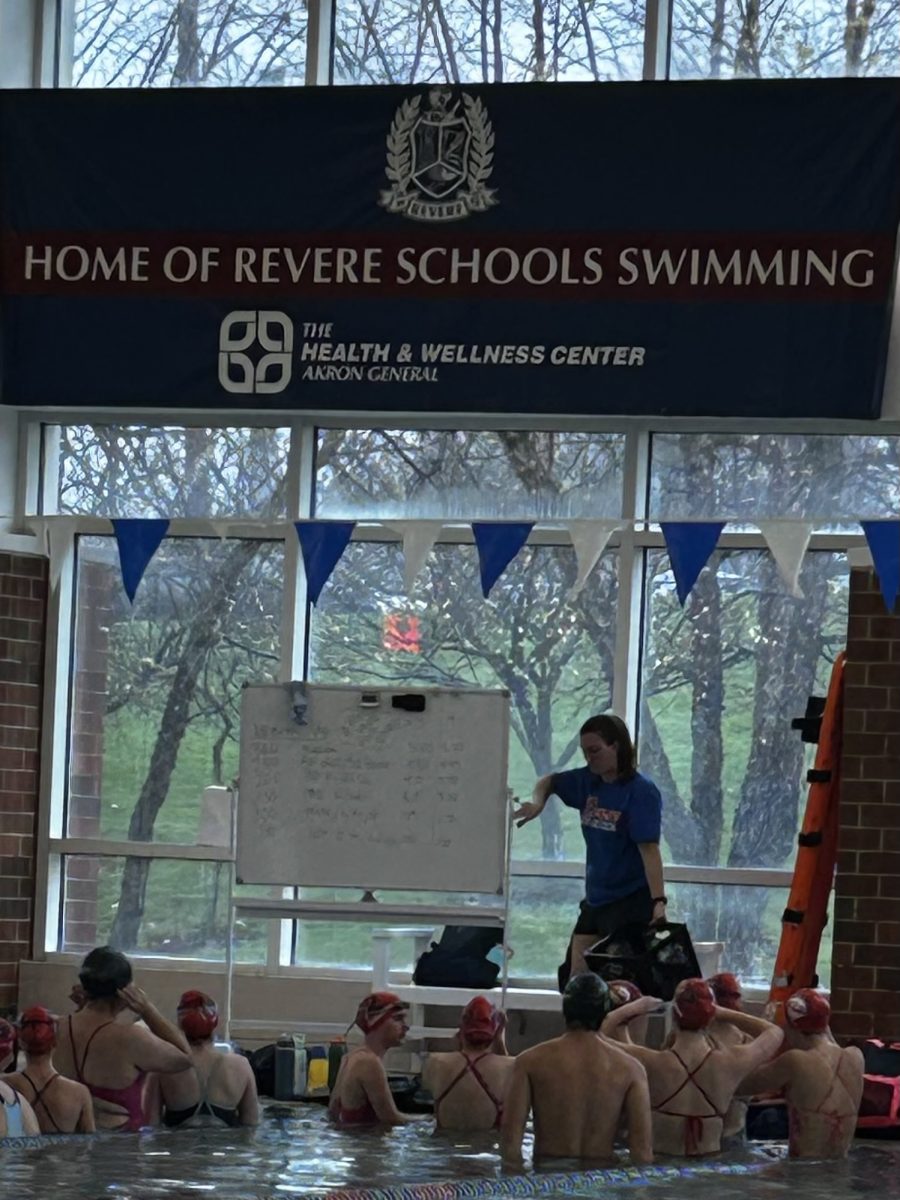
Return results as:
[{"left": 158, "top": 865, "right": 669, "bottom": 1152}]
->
[{"left": 3, "top": 1105, "right": 900, "bottom": 1200}]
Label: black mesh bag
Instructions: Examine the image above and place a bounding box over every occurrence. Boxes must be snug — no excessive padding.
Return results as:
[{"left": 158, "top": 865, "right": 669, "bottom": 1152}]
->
[{"left": 584, "top": 921, "right": 701, "bottom": 1001}]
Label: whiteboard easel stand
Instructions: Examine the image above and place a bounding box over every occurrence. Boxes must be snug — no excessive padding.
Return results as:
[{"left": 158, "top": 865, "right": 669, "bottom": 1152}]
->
[{"left": 228, "top": 683, "right": 513, "bottom": 1039}]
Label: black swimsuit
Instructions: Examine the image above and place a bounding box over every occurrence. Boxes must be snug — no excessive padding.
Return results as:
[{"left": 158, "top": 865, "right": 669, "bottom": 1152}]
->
[{"left": 163, "top": 1058, "right": 242, "bottom": 1129}]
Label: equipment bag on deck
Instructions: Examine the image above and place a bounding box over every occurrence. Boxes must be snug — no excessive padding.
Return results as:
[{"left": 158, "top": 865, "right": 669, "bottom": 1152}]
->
[
  {"left": 412, "top": 925, "right": 502, "bottom": 989},
  {"left": 584, "top": 921, "right": 702, "bottom": 1002},
  {"left": 857, "top": 1039, "right": 900, "bottom": 1138}
]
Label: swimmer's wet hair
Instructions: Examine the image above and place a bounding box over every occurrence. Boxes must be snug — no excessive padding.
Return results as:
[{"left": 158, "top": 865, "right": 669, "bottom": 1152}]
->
[
  {"left": 563, "top": 973, "right": 611, "bottom": 1030},
  {"left": 79, "top": 945, "right": 132, "bottom": 1000}
]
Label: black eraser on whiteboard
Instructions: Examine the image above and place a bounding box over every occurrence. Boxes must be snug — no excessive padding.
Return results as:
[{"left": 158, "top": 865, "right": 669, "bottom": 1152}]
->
[{"left": 392, "top": 693, "right": 426, "bottom": 712}]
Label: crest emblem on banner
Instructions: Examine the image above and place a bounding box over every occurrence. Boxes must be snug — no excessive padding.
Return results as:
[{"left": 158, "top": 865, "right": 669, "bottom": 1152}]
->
[{"left": 378, "top": 87, "right": 498, "bottom": 222}]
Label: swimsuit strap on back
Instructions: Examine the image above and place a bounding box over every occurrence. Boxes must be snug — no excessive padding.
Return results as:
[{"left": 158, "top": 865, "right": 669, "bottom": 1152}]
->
[
  {"left": 434, "top": 1052, "right": 504, "bottom": 1128},
  {"left": 653, "top": 1047, "right": 725, "bottom": 1155},
  {"left": 20, "top": 1071, "right": 63, "bottom": 1134},
  {"left": 68, "top": 1015, "right": 147, "bottom": 1131},
  {"left": 69, "top": 1015, "right": 116, "bottom": 1084},
  {"left": 196, "top": 1053, "right": 225, "bottom": 1114},
  {"left": 654, "top": 1047, "right": 724, "bottom": 1118}
]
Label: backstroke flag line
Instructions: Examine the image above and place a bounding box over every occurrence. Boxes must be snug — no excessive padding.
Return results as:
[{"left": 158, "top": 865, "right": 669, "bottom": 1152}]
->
[
  {"left": 389, "top": 521, "right": 443, "bottom": 596},
  {"left": 564, "top": 520, "right": 620, "bottom": 598},
  {"left": 472, "top": 522, "right": 535, "bottom": 598},
  {"left": 660, "top": 522, "right": 726, "bottom": 607},
  {"left": 111, "top": 518, "right": 170, "bottom": 604},
  {"left": 294, "top": 520, "right": 356, "bottom": 606},
  {"left": 757, "top": 520, "right": 814, "bottom": 598}
]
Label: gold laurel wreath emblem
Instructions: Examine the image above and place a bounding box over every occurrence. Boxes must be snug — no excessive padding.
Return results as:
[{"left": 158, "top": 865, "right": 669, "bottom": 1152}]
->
[
  {"left": 378, "top": 92, "right": 499, "bottom": 219},
  {"left": 460, "top": 94, "right": 498, "bottom": 214}
]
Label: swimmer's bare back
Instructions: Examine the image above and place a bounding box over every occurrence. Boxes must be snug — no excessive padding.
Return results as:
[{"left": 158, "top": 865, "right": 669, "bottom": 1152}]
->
[{"left": 501, "top": 1033, "right": 652, "bottom": 1167}]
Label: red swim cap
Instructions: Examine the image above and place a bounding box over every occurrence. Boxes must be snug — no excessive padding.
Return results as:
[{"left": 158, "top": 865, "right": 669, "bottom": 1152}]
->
[
  {"left": 673, "top": 979, "right": 716, "bottom": 1031},
  {"left": 355, "top": 992, "right": 409, "bottom": 1034},
  {"left": 177, "top": 990, "right": 218, "bottom": 1042},
  {"left": 609, "top": 980, "right": 643, "bottom": 1008},
  {"left": 459, "top": 997, "right": 502, "bottom": 1048},
  {"left": 785, "top": 989, "right": 830, "bottom": 1034},
  {"left": 707, "top": 973, "right": 742, "bottom": 1010},
  {"left": 19, "top": 1006, "right": 57, "bottom": 1056},
  {"left": 0, "top": 1017, "right": 16, "bottom": 1065}
]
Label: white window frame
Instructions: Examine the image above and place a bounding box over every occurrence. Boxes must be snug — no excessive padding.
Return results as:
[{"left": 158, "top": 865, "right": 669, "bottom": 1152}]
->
[
  {"left": 51, "top": 0, "right": 671, "bottom": 89},
  {"left": 16, "top": 410, "right": 899, "bottom": 993}
]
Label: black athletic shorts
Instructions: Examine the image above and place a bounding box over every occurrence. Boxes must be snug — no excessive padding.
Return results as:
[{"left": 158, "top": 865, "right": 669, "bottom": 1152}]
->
[{"left": 572, "top": 886, "right": 653, "bottom": 938}]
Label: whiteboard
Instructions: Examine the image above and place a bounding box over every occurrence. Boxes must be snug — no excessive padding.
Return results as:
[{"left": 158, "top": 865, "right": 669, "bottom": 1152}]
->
[{"left": 236, "top": 683, "right": 510, "bottom": 892}]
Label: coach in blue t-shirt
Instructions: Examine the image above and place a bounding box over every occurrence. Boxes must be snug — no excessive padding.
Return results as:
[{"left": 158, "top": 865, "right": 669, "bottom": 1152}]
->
[{"left": 514, "top": 713, "right": 667, "bottom": 979}]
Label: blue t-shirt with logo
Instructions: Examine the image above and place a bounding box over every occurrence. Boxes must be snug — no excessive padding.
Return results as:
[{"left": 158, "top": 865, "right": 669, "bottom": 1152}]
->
[{"left": 551, "top": 769, "right": 662, "bottom": 907}]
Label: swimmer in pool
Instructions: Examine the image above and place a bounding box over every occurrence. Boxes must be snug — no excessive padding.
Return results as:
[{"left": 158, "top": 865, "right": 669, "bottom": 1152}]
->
[
  {"left": 422, "top": 997, "right": 515, "bottom": 1132},
  {"left": 5, "top": 1006, "right": 95, "bottom": 1133},
  {"left": 704, "top": 973, "right": 752, "bottom": 1139},
  {"left": 153, "top": 991, "right": 258, "bottom": 1128},
  {"left": 56, "top": 946, "right": 191, "bottom": 1131},
  {"left": 0, "top": 1017, "right": 40, "bottom": 1138},
  {"left": 329, "top": 992, "right": 420, "bottom": 1127},
  {"left": 739, "top": 989, "right": 863, "bottom": 1159},
  {"left": 501, "top": 974, "right": 653, "bottom": 1168},
  {"left": 602, "top": 978, "right": 783, "bottom": 1157}
]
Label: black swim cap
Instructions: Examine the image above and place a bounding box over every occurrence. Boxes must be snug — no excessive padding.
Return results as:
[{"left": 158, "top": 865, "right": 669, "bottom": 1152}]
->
[
  {"left": 79, "top": 946, "right": 132, "bottom": 999},
  {"left": 563, "top": 972, "right": 611, "bottom": 1030}
]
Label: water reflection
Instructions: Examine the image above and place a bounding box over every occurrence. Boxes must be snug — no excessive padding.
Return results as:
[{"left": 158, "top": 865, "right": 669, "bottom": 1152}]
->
[{"left": 3, "top": 1107, "right": 899, "bottom": 1200}]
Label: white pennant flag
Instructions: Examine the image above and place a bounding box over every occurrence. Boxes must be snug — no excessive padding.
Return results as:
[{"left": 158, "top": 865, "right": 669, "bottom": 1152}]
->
[
  {"left": 388, "top": 521, "right": 443, "bottom": 595},
  {"left": 757, "top": 520, "right": 813, "bottom": 598},
  {"left": 564, "top": 519, "right": 620, "bottom": 597},
  {"left": 209, "top": 520, "right": 232, "bottom": 541}
]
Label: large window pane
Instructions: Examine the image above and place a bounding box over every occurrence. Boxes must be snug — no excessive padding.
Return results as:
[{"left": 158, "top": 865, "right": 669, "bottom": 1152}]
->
[
  {"left": 333, "top": 0, "right": 644, "bottom": 83},
  {"left": 315, "top": 429, "right": 625, "bottom": 519},
  {"left": 50, "top": 425, "right": 290, "bottom": 518},
  {"left": 72, "top": 2, "right": 307, "bottom": 88},
  {"left": 60, "top": 856, "right": 268, "bottom": 963},
  {"left": 671, "top": 0, "right": 900, "bottom": 79},
  {"left": 649, "top": 433, "right": 900, "bottom": 526},
  {"left": 291, "top": 887, "right": 482, "bottom": 970},
  {"left": 504, "top": 880, "right": 810, "bottom": 987},
  {"left": 640, "top": 549, "right": 847, "bottom": 872},
  {"left": 66, "top": 535, "right": 283, "bottom": 957},
  {"left": 308, "top": 541, "right": 618, "bottom": 862}
]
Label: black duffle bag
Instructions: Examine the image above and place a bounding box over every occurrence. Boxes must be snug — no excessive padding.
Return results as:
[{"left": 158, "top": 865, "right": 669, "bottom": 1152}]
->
[
  {"left": 413, "top": 924, "right": 502, "bottom": 989},
  {"left": 584, "top": 921, "right": 701, "bottom": 1001}
]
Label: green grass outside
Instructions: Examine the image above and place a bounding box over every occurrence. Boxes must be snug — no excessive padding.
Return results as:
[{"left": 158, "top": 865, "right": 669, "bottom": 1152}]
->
[{"left": 80, "top": 647, "right": 833, "bottom": 988}]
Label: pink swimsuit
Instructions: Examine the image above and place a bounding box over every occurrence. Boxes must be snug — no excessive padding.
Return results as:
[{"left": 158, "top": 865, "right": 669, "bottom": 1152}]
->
[{"left": 68, "top": 1017, "right": 147, "bottom": 1132}]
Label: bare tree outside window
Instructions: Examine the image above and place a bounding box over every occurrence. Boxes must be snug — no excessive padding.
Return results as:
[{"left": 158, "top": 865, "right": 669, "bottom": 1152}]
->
[
  {"left": 56, "top": 426, "right": 289, "bottom": 955},
  {"left": 671, "top": 0, "right": 900, "bottom": 78},
  {"left": 73, "top": 0, "right": 307, "bottom": 87},
  {"left": 332, "top": 0, "right": 646, "bottom": 83}
]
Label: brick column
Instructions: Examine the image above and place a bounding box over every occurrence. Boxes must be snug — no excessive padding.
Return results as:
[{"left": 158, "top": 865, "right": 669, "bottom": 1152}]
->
[
  {"left": 830, "top": 567, "right": 900, "bottom": 1041},
  {"left": 0, "top": 553, "right": 47, "bottom": 1011}
]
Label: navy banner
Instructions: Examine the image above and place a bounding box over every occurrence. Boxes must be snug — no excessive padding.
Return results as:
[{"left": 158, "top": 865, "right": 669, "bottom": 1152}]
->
[{"left": 2, "top": 80, "right": 900, "bottom": 417}]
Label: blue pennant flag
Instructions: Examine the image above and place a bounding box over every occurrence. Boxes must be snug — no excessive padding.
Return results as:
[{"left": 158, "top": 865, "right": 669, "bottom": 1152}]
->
[
  {"left": 660, "top": 522, "right": 726, "bottom": 607},
  {"left": 294, "top": 521, "right": 356, "bottom": 606},
  {"left": 472, "top": 522, "right": 535, "bottom": 598},
  {"left": 861, "top": 520, "right": 900, "bottom": 613},
  {"left": 111, "top": 518, "right": 170, "bottom": 604}
]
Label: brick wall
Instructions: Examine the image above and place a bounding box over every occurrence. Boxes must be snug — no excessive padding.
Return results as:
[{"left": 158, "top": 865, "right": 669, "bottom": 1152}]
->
[
  {"left": 0, "top": 553, "right": 48, "bottom": 1012},
  {"left": 831, "top": 567, "right": 900, "bottom": 1041}
]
